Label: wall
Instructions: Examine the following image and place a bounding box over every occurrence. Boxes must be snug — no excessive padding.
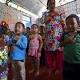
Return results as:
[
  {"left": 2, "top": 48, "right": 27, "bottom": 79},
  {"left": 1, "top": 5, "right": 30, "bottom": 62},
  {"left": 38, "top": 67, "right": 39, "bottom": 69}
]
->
[
  {"left": 0, "top": 2, "right": 32, "bottom": 31},
  {"left": 56, "top": 0, "right": 80, "bottom": 17}
]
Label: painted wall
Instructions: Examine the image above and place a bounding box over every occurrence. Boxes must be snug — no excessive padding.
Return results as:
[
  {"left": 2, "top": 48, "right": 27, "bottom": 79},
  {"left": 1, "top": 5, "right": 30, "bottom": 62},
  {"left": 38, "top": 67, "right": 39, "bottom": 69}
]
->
[
  {"left": 0, "top": 2, "right": 32, "bottom": 31},
  {"left": 56, "top": 0, "right": 80, "bottom": 17}
]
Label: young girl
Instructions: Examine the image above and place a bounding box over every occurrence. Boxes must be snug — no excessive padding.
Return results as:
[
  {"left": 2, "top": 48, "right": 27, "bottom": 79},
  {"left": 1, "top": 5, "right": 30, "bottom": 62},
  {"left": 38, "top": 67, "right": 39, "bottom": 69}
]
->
[
  {"left": 10, "top": 22, "right": 27, "bottom": 80},
  {"left": 28, "top": 24, "right": 43, "bottom": 76}
]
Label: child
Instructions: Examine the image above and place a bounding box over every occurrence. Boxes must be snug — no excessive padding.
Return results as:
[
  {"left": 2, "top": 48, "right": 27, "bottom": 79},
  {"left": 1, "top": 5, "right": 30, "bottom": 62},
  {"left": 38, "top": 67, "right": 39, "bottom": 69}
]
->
[
  {"left": 10, "top": 22, "right": 27, "bottom": 80},
  {"left": 61, "top": 14, "right": 80, "bottom": 80},
  {"left": 28, "top": 24, "right": 43, "bottom": 76},
  {"left": 0, "top": 34, "right": 8, "bottom": 80}
]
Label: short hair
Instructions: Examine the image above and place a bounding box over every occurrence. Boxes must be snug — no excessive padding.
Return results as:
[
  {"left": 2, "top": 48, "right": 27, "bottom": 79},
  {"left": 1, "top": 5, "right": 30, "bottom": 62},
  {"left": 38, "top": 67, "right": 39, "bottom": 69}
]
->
[
  {"left": 26, "top": 27, "right": 30, "bottom": 30},
  {"left": 15, "top": 22, "right": 25, "bottom": 29},
  {"left": 40, "top": 26, "right": 44, "bottom": 28},
  {"left": 65, "top": 14, "right": 80, "bottom": 25},
  {"left": 31, "top": 24, "right": 39, "bottom": 28}
]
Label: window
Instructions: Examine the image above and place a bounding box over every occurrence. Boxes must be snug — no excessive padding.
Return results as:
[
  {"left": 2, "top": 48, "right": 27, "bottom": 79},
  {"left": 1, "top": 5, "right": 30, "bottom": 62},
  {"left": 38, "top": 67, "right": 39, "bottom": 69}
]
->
[{"left": 22, "top": 16, "right": 32, "bottom": 28}]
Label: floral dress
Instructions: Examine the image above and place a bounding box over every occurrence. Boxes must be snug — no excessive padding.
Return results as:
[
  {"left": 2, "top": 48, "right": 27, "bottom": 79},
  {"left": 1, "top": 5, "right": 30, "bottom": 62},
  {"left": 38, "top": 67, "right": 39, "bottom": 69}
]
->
[{"left": 45, "top": 12, "right": 63, "bottom": 51}]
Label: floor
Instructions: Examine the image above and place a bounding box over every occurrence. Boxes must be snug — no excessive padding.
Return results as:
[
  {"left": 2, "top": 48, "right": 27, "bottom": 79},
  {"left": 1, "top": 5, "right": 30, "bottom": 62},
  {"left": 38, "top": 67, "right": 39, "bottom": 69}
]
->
[
  {"left": 7, "top": 49, "right": 55, "bottom": 80},
  {"left": 8, "top": 59, "right": 63, "bottom": 80}
]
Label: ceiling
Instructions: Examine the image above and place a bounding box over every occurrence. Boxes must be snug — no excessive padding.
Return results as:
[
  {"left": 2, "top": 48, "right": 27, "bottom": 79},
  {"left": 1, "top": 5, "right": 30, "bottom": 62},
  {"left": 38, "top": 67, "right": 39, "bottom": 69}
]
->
[
  {"left": 11, "top": 0, "right": 75, "bottom": 16},
  {"left": 12, "top": 0, "right": 47, "bottom": 15}
]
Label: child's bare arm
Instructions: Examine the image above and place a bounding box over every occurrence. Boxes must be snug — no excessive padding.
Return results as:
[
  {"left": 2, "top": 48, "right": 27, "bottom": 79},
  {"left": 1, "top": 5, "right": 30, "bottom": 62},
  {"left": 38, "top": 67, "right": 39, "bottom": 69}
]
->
[
  {"left": 5, "top": 46, "right": 8, "bottom": 52},
  {"left": 61, "top": 37, "right": 73, "bottom": 46},
  {"left": 38, "top": 35, "right": 43, "bottom": 57},
  {"left": 61, "top": 33, "right": 76, "bottom": 46}
]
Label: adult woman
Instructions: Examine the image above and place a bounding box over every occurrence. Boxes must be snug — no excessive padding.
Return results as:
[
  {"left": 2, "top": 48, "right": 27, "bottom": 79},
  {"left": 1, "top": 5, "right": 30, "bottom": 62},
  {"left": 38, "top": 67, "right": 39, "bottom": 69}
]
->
[{"left": 44, "top": 0, "right": 64, "bottom": 80}]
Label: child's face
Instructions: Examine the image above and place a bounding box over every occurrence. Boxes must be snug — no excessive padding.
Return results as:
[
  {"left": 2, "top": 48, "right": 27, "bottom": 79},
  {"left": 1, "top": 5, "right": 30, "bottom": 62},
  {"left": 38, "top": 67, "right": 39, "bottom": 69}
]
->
[
  {"left": 0, "top": 37, "right": 2, "bottom": 41},
  {"left": 40, "top": 27, "right": 44, "bottom": 33},
  {"left": 31, "top": 25, "right": 38, "bottom": 34},
  {"left": 26, "top": 28, "right": 30, "bottom": 34},
  {"left": 15, "top": 24, "right": 24, "bottom": 34},
  {"left": 0, "top": 36, "right": 3, "bottom": 42},
  {"left": 66, "top": 18, "right": 78, "bottom": 32}
]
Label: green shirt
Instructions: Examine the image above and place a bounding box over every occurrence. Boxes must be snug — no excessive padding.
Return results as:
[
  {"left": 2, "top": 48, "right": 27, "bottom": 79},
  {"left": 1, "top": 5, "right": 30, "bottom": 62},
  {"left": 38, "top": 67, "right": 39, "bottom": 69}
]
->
[{"left": 64, "top": 32, "right": 80, "bottom": 64}]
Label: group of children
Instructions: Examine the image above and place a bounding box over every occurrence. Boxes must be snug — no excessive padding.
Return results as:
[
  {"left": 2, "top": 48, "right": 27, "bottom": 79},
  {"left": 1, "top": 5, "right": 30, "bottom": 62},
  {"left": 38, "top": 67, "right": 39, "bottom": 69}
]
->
[
  {"left": 0, "top": 22, "right": 43, "bottom": 80},
  {"left": 0, "top": 14, "right": 80, "bottom": 80}
]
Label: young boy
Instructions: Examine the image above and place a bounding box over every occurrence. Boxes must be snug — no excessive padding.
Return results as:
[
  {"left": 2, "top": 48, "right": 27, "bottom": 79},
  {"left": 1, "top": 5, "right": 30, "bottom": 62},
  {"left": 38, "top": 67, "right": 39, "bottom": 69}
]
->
[
  {"left": 62, "top": 14, "right": 80, "bottom": 80},
  {"left": 10, "top": 22, "right": 27, "bottom": 80}
]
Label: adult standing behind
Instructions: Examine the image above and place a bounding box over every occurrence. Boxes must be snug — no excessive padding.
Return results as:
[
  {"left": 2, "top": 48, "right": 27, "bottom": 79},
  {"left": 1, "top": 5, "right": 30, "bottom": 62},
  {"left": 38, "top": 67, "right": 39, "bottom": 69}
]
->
[{"left": 44, "top": 0, "right": 64, "bottom": 80}]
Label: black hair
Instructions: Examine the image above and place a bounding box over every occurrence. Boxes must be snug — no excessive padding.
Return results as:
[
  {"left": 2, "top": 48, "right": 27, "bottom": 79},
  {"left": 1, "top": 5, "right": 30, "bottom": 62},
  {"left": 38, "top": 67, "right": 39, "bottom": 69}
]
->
[
  {"left": 40, "top": 26, "right": 44, "bottom": 30},
  {"left": 40, "top": 26, "right": 44, "bottom": 28},
  {"left": 31, "top": 24, "right": 39, "bottom": 28},
  {"left": 26, "top": 27, "right": 30, "bottom": 30},
  {"left": 15, "top": 22, "right": 25, "bottom": 29},
  {"left": 47, "top": 0, "right": 55, "bottom": 10},
  {"left": 66, "top": 14, "right": 80, "bottom": 25}
]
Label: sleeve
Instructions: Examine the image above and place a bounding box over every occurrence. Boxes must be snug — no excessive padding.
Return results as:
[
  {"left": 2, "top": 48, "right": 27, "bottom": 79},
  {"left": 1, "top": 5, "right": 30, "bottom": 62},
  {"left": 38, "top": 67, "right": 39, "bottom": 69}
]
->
[{"left": 16, "top": 36, "right": 28, "bottom": 49}]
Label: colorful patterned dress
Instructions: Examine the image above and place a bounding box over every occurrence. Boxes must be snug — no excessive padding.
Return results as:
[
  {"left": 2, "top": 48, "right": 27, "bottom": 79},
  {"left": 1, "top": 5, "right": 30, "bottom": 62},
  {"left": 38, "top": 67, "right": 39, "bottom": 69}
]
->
[
  {"left": 44, "top": 11, "right": 64, "bottom": 72},
  {"left": 45, "top": 12, "right": 63, "bottom": 51}
]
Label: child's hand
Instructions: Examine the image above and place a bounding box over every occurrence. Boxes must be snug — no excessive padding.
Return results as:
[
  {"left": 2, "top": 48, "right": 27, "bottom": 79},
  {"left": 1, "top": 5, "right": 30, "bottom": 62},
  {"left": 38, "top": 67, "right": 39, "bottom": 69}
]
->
[
  {"left": 38, "top": 53, "right": 41, "bottom": 58},
  {"left": 66, "top": 35, "right": 75, "bottom": 43},
  {"left": 62, "top": 35, "right": 75, "bottom": 46},
  {"left": 68, "top": 32, "right": 76, "bottom": 36},
  {"left": 13, "top": 35, "right": 19, "bottom": 44},
  {"left": 14, "top": 35, "right": 19, "bottom": 41}
]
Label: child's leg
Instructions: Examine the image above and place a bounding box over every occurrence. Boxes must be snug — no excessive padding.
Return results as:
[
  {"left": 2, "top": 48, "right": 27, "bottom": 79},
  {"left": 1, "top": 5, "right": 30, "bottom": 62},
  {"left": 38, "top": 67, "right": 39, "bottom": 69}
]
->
[
  {"left": 28, "top": 56, "right": 35, "bottom": 73},
  {"left": 12, "top": 60, "right": 26, "bottom": 80},
  {"left": 34, "top": 57, "right": 40, "bottom": 76},
  {"left": 29, "top": 57, "right": 40, "bottom": 75},
  {"left": 40, "top": 48, "right": 45, "bottom": 65},
  {"left": 12, "top": 60, "right": 21, "bottom": 80},
  {"left": 18, "top": 61, "right": 26, "bottom": 80}
]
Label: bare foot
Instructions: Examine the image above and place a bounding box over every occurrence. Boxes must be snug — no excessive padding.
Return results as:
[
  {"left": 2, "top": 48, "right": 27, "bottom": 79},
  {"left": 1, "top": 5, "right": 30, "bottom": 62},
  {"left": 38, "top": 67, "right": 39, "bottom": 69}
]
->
[
  {"left": 29, "top": 69, "right": 34, "bottom": 74},
  {"left": 48, "top": 70, "right": 52, "bottom": 76},
  {"left": 35, "top": 71, "right": 39, "bottom": 76}
]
